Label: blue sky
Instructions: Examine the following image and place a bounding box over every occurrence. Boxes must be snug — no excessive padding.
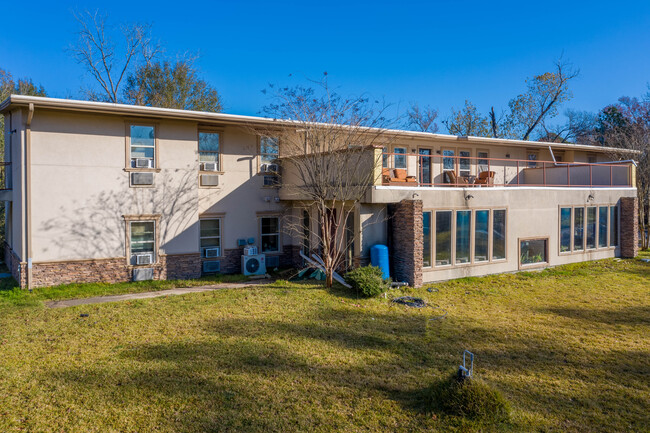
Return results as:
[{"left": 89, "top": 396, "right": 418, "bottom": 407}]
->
[{"left": 2, "top": 0, "right": 649, "bottom": 127}]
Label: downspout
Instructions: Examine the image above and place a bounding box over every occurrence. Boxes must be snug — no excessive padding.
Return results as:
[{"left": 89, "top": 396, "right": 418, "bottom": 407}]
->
[{"left": 25, "top": 103, "right": 33, "bottom": 290}]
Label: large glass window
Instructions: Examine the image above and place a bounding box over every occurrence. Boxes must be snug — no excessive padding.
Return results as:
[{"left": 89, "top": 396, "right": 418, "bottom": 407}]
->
[
  {"left": 493, "top": 209, "right": 506, "bottom": 260},
  {"left": 200, "top": 219, "right": 221, "bottom": 257},
  {"left": 260, "top": 136, "right": 279, "bottom": 164},
  {"left": 610, "top": 205, "right": 618, "bottom": 247},
  {"left": 598, "top": 207, "right": 608, "bottom": 248},
  {"left": 455, "top": 210, "right": 471, "bottom": 264},
  {"left": 261, "top": 217, "right": 280, "bottom": 253},
  {"left": 477, "top": 151, "right": 489, "bottom": 173},
  {"left": 199, "top": 132, "right": 220, "bottom": 169},
  {"left": 382, "top": 147, "right": 388, "bottom": 168},
  {"left": 586, "top": 207, "right": 597, "bottom": 249},
  {"left": 130, "top": 125, "right": 155, "bottom": 168},
  {"left": 520, "top": 239, "right": 547, "bottom": 265},
  {"left": 423, "top": 212, "right": 432, "bottom": 267},
  {"left": 442, "top": 149, "right": 455, "bottom": 172},
  {"left": 459, "top": 150, "right": 471, "bottom": 176},
  {"left": 130, "top": 221, "right": 155, "bottom": 264},
  {"left": 435, "top": 211, "right": 452, "bottom": 266},
  {"left": 419, "top": 149, "right": 432, "bottom": 186},
  {"left": 560, "top": 207, "right": 572, "bottom": 252},
  {"left": 474, "top": 210, "right": 489, "bottom": 262},
  {"left": 574, "top": 207, "right": 584, "bottom": 251},
  {"left": 394, "top": 147, "right": 406, "bottom": 169}
]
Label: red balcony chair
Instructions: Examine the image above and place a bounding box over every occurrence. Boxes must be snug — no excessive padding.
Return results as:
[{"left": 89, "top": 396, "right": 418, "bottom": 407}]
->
[{"left": 474, "top": 170, "right": 495, "bottom": 186}]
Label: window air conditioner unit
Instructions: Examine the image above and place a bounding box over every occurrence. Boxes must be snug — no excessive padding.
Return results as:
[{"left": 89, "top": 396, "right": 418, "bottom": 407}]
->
[
  {"left": 202, "top": 162, "right": 218, "bottom": 171},
  {"left": 135, "top": 158, "right": 153, "bottom": 168},
  {"left": 131, "top": 172, "right": 154, "bottom": 186},
  {"left": 242, "top": 254, "right": 266, "bottom": 276},
  {"left": 203, "top": 260, "right": 220, "bottom": 274},
  {"left": 204, "top": 247, "right": 220, "bottom": 258},
  {"left": 243, "top": 246, "right": 258, "bottom": 256},
  {"left": 261, "top": 163, "right": 279, "bottom": 173},
  {"left": 135, "top": 252, "right": 153, "bottom": 265},
  {"left": 200, "top": 174, "right": 219, "bottom": 187}
]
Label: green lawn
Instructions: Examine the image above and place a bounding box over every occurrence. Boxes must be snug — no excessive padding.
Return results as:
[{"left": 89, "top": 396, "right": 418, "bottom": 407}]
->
[{"left": 0, "top": 255, "right": 648, "bottom": 432}]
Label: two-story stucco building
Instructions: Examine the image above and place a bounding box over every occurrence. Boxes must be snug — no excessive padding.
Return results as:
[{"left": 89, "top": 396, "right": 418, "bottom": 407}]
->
[{"left": 0, "top": 95, "right": 639, "bottom": 289}]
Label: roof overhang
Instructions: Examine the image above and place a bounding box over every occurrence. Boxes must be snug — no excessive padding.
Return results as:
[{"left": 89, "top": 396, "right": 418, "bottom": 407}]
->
[{"left": 0, "top": 95, "right": 638, "bottom": 155}]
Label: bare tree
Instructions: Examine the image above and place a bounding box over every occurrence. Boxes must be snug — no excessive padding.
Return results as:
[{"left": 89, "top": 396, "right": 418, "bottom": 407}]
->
[
  {"left": 253, "top": 75, "right": 394, "bottom": 287},
  {"left": 507, "top": 60, "right": 580, "bottom": 141},
  {"left": 406, "top": 103, "right": 439, "bottom": 133},
  {"left": 69, "top": 10, "right": 155, "bottom": 103},
  {"left": 539, "top": 109, "right": 599, "bottom": 143}
]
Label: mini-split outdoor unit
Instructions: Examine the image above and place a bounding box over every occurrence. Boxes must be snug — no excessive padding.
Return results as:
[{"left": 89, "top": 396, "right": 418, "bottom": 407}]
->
[
  {"left": 204, "top": 247, "right": 220, "bottom": 258},
  {"left": 202, "top": 162, "right": 218, "bottom": 171},
  {"left": 242, "top": 254, "right": 266, "bottom": 276},
  {"left": 131, "top": 172, "right": 154, "bottom": 186},
  {"left": 202, "top": 260, "right": 220, "bottom": 274},
  {"left": 243, "top": 246, "right": 258, "bottom": 256},
  {"left": 134, "top": 158, "right": 153, "bottom": 168},
  {"left": 135, "top": 253, "right": 153, "bottom": 265}
]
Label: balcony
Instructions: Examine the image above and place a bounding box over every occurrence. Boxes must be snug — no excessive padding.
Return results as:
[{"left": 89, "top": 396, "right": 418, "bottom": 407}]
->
[{"left": 380, "top": 152, "right": 635, "bottom": 188}]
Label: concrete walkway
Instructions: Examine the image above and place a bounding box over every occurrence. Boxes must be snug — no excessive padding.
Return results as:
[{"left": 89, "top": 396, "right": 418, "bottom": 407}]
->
[{"left": 45, "top": 279, "right": 274, "bottom": 308}]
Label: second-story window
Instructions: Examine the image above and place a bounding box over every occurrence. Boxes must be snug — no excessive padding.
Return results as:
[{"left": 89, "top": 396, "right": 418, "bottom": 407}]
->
[
  {"left": 130, "top": 125, "right": 156, "bottom": 169},
  {"left": 199, "top": 132, "right": 220, "bottom": 171},
  {"left": 260, "top": 136, "right": 279, "bottom": 164},
  {"left": 394, "top": 147, "right": 407, "bottom": 169}
]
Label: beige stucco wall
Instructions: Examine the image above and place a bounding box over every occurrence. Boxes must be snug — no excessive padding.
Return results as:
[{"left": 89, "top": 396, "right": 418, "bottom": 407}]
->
[
  {"left": 368, "top": 186, "right": 636, "bottom": 283},
  {"left": 27, "top": 110, "right": 287, "bottom": 263}
]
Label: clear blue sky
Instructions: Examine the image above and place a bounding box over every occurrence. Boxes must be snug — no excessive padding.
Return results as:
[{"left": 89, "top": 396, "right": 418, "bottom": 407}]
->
[{"left": 2, "top": 0, "right": 649, "bottom": 126}]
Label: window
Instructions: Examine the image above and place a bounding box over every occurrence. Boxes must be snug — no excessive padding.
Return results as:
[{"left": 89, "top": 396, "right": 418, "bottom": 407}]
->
[
  {"left": 527, "top": 151, "right": 538, "bottom": 168},
  {"left": 586, "top": 207, "right": 597, "bottom": 249},
  {"left": 560, "top": 207, "right": 572, "bottom": 252},
  {"left": 520, "top": 239, "right": 547, "bottom": 265},
  {"left": 598, "top": 207, "right": 608, "bottom": 248},
  {"left": 474, "top": 210, "right": 489, "bottom": 262},
  {"left": 199, "top": 132, "right": 220, "bottom": 170},
  {"left": 459, "top": 150, "right": 471, "bottom": 176},
  {"left": 130, "top": 125, "right": 155, "bottom": 168},
  {"left": 574, "top": 207, "right": 584, "bottom": 251},
  {"left": 435, "top": 211, "right": 452, "bottom": 266},
  {"left": 200, "top": 218, "right": 221, "bottom": 257},
  {"left": 423, "top": 211, "right": 432, "bottom": 267},
  {"left": 382, "top": 147, "right": 388, "bottom": 168},
  {"left": 610, "top": 205, "right": 618, "bottom": 247},
  {"left": 442, "top": 149, "right": 455, "bottom": 172},
  {"left": 492, "top": 209, "right": 506, "bottom": 260},
  {"left": 455, "top": 210, "right": 471, "bottom": 264},
  {"left": 130, "top": 221, "right": 155, "bottom": 264},
  {"left": 260, "top": 136, "right": 279, "bottom": 164},
  {"left": 261, "top": 217, "right": 280, "bottom": 253},
  {"left": 477, "top": 151, "right": 489, "bottom": 173},
  {"left": 394, "top": 147, "right": 406, "bottom": 169}
]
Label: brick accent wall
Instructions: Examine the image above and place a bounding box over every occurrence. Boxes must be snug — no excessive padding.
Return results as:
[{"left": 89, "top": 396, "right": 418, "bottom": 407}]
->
[
  {"left": 163, "top": 253, "right": 202, "bottom": 280},
  {"left": 620, "top": 197, "right": 639, "bottom": 258},
  {"left": 389, "top": 199, "right": 423, "bottom": 287},
  {"left": 4, "top": 243, "right": 26, "bottom": 288}
]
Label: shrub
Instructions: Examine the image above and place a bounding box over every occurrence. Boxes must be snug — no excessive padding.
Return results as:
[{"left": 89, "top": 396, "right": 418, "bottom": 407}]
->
[
  {"left": 344, "top": 266, "right": 390, "bottom": 297},
  {"left": 421, "top": 371, "right": 510, "bottom": 423}
]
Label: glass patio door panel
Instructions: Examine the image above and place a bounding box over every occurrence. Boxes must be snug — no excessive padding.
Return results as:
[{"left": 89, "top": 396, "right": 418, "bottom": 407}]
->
[{"left": 418, "top": 148, "right": 432, "bottom": 186}]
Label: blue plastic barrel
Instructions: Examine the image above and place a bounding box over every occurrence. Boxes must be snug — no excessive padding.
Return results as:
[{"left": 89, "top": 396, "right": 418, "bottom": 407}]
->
[{"left": 370, "top": 244, "right": 390, "bottom": 280}]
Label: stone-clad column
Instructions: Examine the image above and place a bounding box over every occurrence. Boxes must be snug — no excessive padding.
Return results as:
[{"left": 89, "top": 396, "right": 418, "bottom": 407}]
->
[
  {"left": 389, "top": 199, "right": 423, "bottom": 287},
  {"left": 620, "top": 197, "right": 639, "bottom": 258}
]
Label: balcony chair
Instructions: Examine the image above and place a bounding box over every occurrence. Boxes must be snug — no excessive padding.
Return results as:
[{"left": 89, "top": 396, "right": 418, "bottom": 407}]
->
[
  {"left": 444, "top": 170, "right": 469, "bottom": 186},
  {"left": 474, "top": 170, "right": 495, "bottom": 186},
  {"left": 383, "top": 168, "right": 417, "bottom": 185}
]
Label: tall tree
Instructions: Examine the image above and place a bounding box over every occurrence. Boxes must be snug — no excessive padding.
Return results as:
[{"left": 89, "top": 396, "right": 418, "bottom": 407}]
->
[
  {"left": 406, "top": 103, "right": 439, "bottom": 133},
  {"left": 598, "top": 94, "right": 650, "bottom": 250},
  {"left": 506, "top": 60, "right": 579, "bottom": 140},
  {"left": 69, "top": 10, "right": 154, "bottom": 103},
  {"left": 539, "top": 109, "right": 599, "bottom": 143},
  {"left": 123, "top": 59, "right": 222, "bottom": 112},
  {"left": 1, "top": 69, "right": 47, "bottom": 153},
  {"left": 444, "top": 100, "right": 490, "bottom": 137},
  {"left": 254, "top": 75, "right": 392, "bottom": 287}
]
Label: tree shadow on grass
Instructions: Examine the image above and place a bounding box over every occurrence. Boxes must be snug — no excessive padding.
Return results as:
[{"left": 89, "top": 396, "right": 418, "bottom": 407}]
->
[{"left": 540, "top": 305, "right": 650, "bottom": 326}]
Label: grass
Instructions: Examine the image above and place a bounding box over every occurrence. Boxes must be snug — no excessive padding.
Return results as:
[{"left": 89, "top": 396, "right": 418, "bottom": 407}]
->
[
  {"left": 0, "top": 273, "right": 249, "bottom": 308},
  {"left": 0, "top": 255, "right": 648, "bottom": 432}
]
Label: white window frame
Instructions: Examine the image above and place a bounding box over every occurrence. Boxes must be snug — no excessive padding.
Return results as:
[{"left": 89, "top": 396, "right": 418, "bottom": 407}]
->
[
  {"left": 198, "top": 131, "right": 221, "bottom": 171},
  {"left": 200, "top": 218, "right": 222, "bottom": 257},
  {"left": 129, "top": 124, "right": 156, "bottom": 169},
  {"left": 260, "top": 136, "right": 280, "bottom": 164},
  {"left": 130, "top": 220, "right": 156, "bottom": 264}
]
